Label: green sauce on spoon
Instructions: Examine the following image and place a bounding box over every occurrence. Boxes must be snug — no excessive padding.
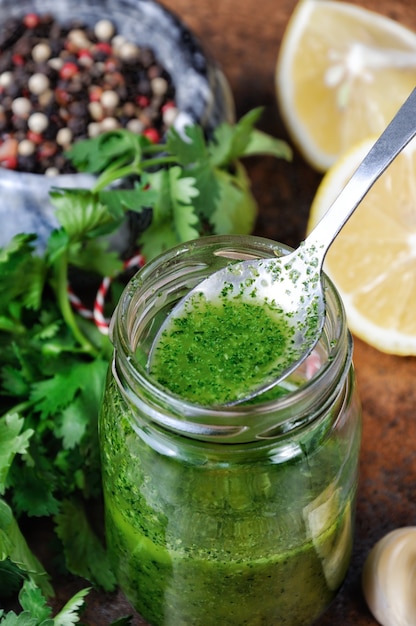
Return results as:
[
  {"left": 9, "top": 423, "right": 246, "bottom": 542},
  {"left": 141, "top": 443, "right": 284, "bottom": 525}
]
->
[{"left": 149, "top": 291, "right": 296, "bottom": 405}]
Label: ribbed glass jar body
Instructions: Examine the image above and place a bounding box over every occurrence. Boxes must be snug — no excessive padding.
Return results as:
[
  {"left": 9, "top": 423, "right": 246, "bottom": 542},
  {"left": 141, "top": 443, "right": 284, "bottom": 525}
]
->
[{"left": 99, "top": 235, "right": 362, "bottom": 626}]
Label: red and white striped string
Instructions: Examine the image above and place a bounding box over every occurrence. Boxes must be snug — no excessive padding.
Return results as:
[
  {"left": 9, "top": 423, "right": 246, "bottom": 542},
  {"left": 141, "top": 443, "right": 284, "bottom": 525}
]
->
[
  {"left": 68, "top": 253, "right": 145, "bottom": 335},
  {"left": 67, "top": 286, "right": 94, "bottom": 320}
]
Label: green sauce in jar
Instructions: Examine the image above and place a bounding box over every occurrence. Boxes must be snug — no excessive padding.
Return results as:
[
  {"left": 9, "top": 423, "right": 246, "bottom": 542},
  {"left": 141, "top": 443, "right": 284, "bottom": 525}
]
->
[{"left": 99, "top": 235, "right": 362, "bottom": 626}]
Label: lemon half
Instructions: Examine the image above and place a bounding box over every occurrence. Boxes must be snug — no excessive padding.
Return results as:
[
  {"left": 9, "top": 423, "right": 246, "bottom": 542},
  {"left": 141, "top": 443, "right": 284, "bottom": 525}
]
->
[
  {"left": 276, "top": 0, "right": 416, "bottom": 171},
  {"left": 307, "top": 137, "right": 416, "bottom": 355}
]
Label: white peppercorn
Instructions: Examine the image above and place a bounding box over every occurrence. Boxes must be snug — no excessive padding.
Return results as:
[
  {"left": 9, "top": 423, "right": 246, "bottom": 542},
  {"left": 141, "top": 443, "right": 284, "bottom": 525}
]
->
[
  {"left": 18, "top": 139, "right": 36, "bottom": 156},
  {"left": 0, "top": 71, "right": 13, "bottom": 88},
  {"left": 151, "top": 77, "right": 168, "bottom": 97},
  {"left": 56, "top": 127, "right": 73, "bottom": 147},
  {"left": 27, "top": 112, "right": 48, "bottom": 134},
  {"left": 11, "top": 97, "right": 32, "bottom": 118},
  {"left": 101, "top": 90, "right": 120, "bottom": 110},
  {"left": 88, "top": 101, "right": 104, "bottom": 122},
  {"left": 126, "top": 118, "right": 145, "bottom": 134},
  {"left": 100, "top": 116, "right": 119, "bottom": 131},
  {"left": 95, "top": 19, "right": 115, "bottom": 41},
  {"left": 163, "top": 105, "right": 179, "bottom": 126},
  {"left": 28, "top": 73, "right": 50, "bottom": 96},
  {"left": 32, "top": 42, "right": 52, "bottom": 63}
]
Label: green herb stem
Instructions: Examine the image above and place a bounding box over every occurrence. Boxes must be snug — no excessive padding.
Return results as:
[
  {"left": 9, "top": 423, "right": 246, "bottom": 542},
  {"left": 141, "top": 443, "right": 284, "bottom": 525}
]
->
[
  {"left": 141, "top": 155, "right": 178, "bottom": 169},
  {"left": 55, "top": 252, "right": 99, "bottom": 357},
  {"left": 92, "top": 156, "right": 178, "bottom": 192}
]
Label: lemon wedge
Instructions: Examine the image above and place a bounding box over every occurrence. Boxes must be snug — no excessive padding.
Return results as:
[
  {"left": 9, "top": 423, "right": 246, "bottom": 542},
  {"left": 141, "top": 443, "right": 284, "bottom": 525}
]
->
[
  {"left": 276, "top": 0, "right": 416, "bottom": 171},
  {"left": 307, "top": 136, "right": 416, "bottom": 355}
]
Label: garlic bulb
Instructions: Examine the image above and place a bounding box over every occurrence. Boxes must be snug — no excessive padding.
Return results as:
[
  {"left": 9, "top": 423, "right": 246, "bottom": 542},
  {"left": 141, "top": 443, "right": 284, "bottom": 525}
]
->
[{"left": 362, "top": 527, "right": 416, "bottom": 626}]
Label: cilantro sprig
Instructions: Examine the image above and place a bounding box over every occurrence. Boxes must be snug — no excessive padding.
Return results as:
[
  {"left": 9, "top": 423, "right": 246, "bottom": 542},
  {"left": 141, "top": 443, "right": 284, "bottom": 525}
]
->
[
  {"left": 55, "top": 107, "right": 291, "bottom": 260},
  {"left": 0, "top": 109, "right": 291, "bottom": 621}
]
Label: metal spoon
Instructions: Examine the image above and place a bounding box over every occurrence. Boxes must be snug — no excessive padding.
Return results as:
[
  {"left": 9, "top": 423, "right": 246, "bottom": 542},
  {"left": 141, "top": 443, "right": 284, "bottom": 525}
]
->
[{"left": 149, "top": 88, "right": 416, "bottom": 405}]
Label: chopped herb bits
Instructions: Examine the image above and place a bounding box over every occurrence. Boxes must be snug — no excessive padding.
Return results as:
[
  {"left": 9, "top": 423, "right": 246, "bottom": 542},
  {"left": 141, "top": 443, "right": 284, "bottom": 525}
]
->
[{"left": 149, "top": 292, "right": 294, "bottom": 406}]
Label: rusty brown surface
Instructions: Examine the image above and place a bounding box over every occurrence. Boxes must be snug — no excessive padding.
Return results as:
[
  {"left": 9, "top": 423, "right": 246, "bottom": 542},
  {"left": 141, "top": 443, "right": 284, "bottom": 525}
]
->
[{"left": 38, "top": 0, "right": 416, "bottom": 623}]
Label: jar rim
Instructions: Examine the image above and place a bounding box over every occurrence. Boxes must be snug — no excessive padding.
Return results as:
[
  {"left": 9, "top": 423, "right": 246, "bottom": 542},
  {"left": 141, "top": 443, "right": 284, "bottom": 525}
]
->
[{"left": 111, "top": 235, "right": 353, "bottom": 443}]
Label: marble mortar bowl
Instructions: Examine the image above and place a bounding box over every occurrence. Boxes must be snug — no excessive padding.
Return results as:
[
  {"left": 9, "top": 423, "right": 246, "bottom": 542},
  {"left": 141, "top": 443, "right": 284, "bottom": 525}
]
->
[{"left": 0, "top": 0, "right": 234, "bottom": 250}]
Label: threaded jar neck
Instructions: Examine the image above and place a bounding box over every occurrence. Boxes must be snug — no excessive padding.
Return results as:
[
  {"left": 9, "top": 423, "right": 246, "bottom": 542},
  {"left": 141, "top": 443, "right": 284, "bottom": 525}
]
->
[{"left": 111, "top": 235, "right": 353, "bottom": 444}]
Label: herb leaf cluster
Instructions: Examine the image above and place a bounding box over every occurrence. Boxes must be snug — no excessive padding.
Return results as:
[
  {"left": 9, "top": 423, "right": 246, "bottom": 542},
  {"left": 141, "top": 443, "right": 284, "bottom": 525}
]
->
[
  {"left": 0, "top": 109, "right": 291, "bottom": 622},
  {"left": 61, "top": 107, "right": 291, "bottom": 260}
]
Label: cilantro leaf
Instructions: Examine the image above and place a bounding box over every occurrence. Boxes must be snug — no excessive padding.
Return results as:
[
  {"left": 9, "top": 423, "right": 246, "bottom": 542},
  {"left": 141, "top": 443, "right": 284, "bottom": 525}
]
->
[
  {"left": 0, "top": 611, "right": 40, "bottom": 625},
  {"left": 0, "top": 316, "right": 23, "bottom": 334},
  {"left": 173, "top": 200, "right": 200, "bottom": 244},
  {"left": 169, "top": 166, "right": 200, "bottom": 241},
  {"left": 18, "top": 580, "right": 52, "bottom": 623},
  {"left": 0, "top": 559, "right": 26, "bottom": 600},
  {"left": 208, "top": 107, "right": 263, "bottom": 166},
  {"left": 54, "top": 500, "right": 116, "bottom": 591},
  {"left": 10, "top": 454, "right": 60, "bottom": 518},
  {"left": 50, "top": 190, "right": 118, "bottom": 240},
  {"left": 45, "top": 230, "right": 70, "bottom": 266},
  {"left": 0, "top": 581, "right": 92, "bottom": 625},
  {"left": 99, "top": 176, "right": 158, "bottom": 215},
  {"left": 53, "top": 586, "right": 90, "bottom": 626},
  {"left": 0, "top": 235, "right": 46, "bottom": 313},
  {"left": 139, "top": 220, "right": 182, "bottom": 260},
  {"left": 166, "top": 124, "right": 208, "bottom": 165},
  {"left": 0, "top": 234, "right": 36, "bottom": 268},
  {"left": 56, "top": 400, "right": 88, "bottom": 451},
  {"left": 138, "top": 167, "right": 201, "bottom": 258},
  {"left": 210, "top": 162, "right": 258, "bottom": 235},
  {"left": 209, "top": 108, "right": 293, "bottom": 165},
  {"left": 0, "top": 499, "right": 53, "bottom": 597},
  {"left": 55, "top": 359, "right": 108, "bottom": 450},
  {"left": 184, "top": 161, "right": 220, "bottom": 221},
  {"left": 242, "top": 128, "right": 293, "bottom": 160},
  {"left": 169, "top": 166, "right": 199, "bottom": 205},
  {"left": 29, "top": 360, "right": 102, "bottom": 421},
  {"left": 0, "top": 414, "right": 33, "bottom": 494},
  {"left": 66, "top": 129, "right": 147, "bottom": 173},
  {"left": 137, "top": 169, "right": 177, "bottom": 258},
  {"left": 145, "top": 169, "right": 172, "bottom": 225},
  {"left": 67, "top": 240, "right": 122, "bottom": 278}
]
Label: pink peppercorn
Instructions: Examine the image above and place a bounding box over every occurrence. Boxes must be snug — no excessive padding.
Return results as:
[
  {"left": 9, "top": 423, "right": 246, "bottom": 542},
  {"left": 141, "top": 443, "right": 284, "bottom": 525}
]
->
[
  {"left": 95, "top": 42, "right": 112, "bottom": 56},
  {"left": 37, "top": 141, "right": 57, "bottom": 159},
  {"left": 104, "top": 57, "right": 119, "bottom": 73},
  {"left": 142, "top": 127, "right": 160, "bottom": 143},
  {"left": 59, "top": 62, "right": 79, "bottom": 80},
  {"left": 23, "top": 13, "right": 40, "bottom": 29},
  {"left": 89, "top": 85, "right": 103, "bottom": 102},
  {"left": 1, "top": 156, "right": 18, "bottom": 169},
  {"left": 26, "top": 130, "right": 43, "bottom": 144},
  {"left": 55, "top": 87, "right": 72, "bottom": 106},
  {"left": 0, "top": 137, "right": 18, "bottom": 166},
  {"left": 162, "top": 100, "right": 176, "bottom": 112},
  {"left": 12, "top": 54, "right": 25, "bottom": 66},
  {"left": 78, "top": 49, "right": 93, "bottom": 64},
  {"left": 136, "top": 95, "right": 150, "bottom": 108}
]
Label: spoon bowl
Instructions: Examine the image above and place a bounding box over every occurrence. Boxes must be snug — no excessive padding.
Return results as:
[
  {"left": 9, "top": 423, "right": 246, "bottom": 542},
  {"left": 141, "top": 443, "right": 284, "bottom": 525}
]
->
[{"left": 149, "top": 88, "right": 416, "bottom": 405}]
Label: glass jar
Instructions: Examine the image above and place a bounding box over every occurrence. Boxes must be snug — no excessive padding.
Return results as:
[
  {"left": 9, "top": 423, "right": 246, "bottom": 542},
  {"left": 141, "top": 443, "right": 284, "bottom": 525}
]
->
[{"left": 99, "top": 234, "right": 362, "bottom": 626}]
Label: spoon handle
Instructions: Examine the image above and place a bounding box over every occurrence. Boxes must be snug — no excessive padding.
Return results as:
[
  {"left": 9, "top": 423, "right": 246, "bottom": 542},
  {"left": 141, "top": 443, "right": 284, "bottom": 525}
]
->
[{"left": 306, "top": 88, "right": 416, "bottom": 262}]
